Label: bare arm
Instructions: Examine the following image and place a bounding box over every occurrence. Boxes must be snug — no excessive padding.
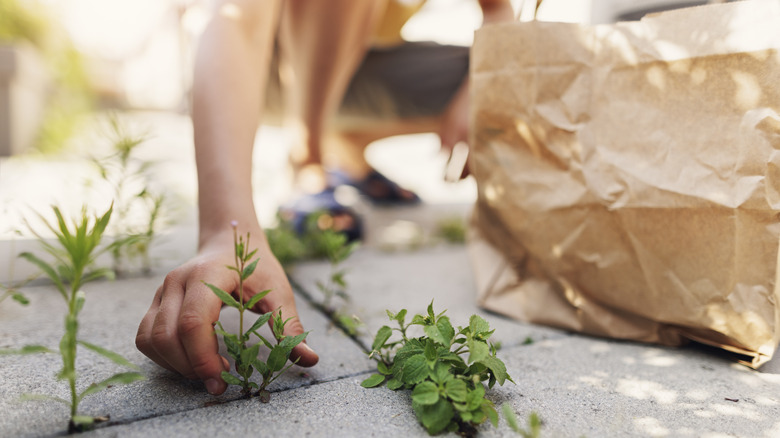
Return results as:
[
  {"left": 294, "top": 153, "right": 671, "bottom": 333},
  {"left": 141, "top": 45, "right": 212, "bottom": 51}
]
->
[
  {"left": 439, "top": 0, "right": 514, "bottom": 175},
  {"left": 136, "top": 0, "right": 318, "bottom": 397}
]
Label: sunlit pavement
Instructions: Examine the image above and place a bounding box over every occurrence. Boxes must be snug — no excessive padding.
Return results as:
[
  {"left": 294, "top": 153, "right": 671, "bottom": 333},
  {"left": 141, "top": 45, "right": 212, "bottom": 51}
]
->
[{"left": 3, "top": 111, "right": 780, "bottom": 437}]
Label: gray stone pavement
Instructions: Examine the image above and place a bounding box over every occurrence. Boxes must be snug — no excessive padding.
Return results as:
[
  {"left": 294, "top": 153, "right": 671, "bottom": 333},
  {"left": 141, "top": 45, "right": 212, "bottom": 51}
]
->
[
  {"left": 4, "top": 111, "right": 780, "bottom": 437},
  {"left": 4, "top": 239, "right": 780, "bottom": 437}
]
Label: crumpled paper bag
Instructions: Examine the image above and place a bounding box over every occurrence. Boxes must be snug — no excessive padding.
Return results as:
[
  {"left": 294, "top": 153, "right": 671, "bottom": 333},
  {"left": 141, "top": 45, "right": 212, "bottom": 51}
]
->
[{"left": 468, "top": 0, "right": 780, "bottom": 368}]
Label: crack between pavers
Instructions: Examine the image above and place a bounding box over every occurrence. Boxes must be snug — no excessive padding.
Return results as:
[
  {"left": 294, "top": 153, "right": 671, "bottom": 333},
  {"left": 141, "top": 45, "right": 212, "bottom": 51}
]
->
[
  {"left": 32, "top": 369, "right": 379, "bottom": 438},
  {"left": 287, "top": 276, "right": 372, "bottom": 354}
]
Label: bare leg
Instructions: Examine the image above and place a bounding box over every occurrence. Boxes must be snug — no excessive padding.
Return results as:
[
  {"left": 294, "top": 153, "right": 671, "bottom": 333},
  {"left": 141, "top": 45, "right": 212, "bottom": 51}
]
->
[{"left": 323, "top": 117, "right": 441, "bottom": 179}]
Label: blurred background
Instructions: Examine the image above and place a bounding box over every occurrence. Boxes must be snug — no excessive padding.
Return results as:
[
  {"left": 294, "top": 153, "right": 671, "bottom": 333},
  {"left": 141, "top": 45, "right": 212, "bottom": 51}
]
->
[{"left": 0, "top": 0, "right": 710, "bottom": 279}]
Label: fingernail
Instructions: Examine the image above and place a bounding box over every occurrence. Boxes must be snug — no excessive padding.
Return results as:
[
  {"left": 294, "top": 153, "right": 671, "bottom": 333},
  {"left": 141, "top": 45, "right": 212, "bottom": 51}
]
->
[{"left": 205, "top": 378, "right": 221, "bottom": 395}]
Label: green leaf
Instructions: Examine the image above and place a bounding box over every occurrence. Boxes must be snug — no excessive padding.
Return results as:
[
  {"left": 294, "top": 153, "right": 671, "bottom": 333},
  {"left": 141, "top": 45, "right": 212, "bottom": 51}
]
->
[
  {"left": 0, "top": 345, "right": 55, "bottom": 355},
  {"left": 478, "top": 356, "right": 511, "bottom": 386},
  {"left": 386, "top": 378, "right": 403, "bottom": 390},
  {"left": 245, "top": 289, "right": 271, "bottom": 310},
  {"left": 502, "top": 403, "right": 520, "bottom": 432},
  {"left": 415, "top": 398, "right": 454, "bottom": 435},
  {"left": 18, "top": 252, "right": 66, "bottom": 299},
  {"left": 425, "top": 316, "right": 454, "bottom": 347},
  {"left": 401, "top": 354, "right": 429, "bottom": 385},
  {"left": 221, "top": 371, "right": 243, "bottom": 386},
  {"left": 267, "top": 332, "right": 307, "bottom": 372},
  {"left": 252, "top": 358, "right": 269, "bottom": 377},
  {"left": 388, "top": 308, "right": 407, "bottom": 326},
  {"left": 424, "top": 340, "right": 437, "bottom": 362},
  {"left": 82, "top": 268, "right": 115, "bottom": 284},
  {"left": 240, "top": 344, "right": 261, "bottom": 372},
  {"left": 410, "top": 314, "right": 426, "bottom": 326},
  {"left": 528, "top": 412, "right": 542, "bottom": 437},
  {"left": 11, "top": 292, "right": 29, "bottom": 305},
  {"left": 411, "top": 381, "right": 439, "bottom": 405},
  {"left": 203, "top": 282, "right": 240, "bottom": 309},
  {"left": 486, "top": 405, "right": 499, "bottom": 428},
  {"left": 468, "top": 337, "right": 490, "bottom": 364},
  {"left": 430, "top": 363, "right": 452, "bottom": 385},
  {"left": 79, "top": 372, "right": 145, "bottom": 400},
  {"left": 372, "top": 325, "right": 392, "bottom": 352},
  {"left": 377, "top": 361, "right": 391, "bottom": 375},
  {"left": 267, "top": 344, "right": 288, "bottom": 372},
  {"left": 466, "top": 385, "right": 486, "bottom": 410},
  {"left": 469, "top": 315, "right": 490, "bottom": 337},
  {"left": 20, "top": 393, "right": 70, "bottom": 406},
  {"left": 246, "top": 311, "right": 273, "bottom": 337},
  {"left": 241, "top": 259, "right": 260, "bottom": 281},
  {"left": 78, "top": 340, "right": 140, "bottom": 370},
  {"left": 361, "top": 374, "right": 385, "bottom": 388},
  {"left": 220, "top": 332, "right": 241, "bottom": 359},
  {"left": 444, "top": 378, "right": 468, "bottom": 403}
]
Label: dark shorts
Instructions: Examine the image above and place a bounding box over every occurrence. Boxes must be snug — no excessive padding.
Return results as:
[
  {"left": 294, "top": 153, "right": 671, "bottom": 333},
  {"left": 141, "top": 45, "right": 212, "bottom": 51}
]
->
[{"left": 265, "top": 41, "right": 470, "bottom": 130}]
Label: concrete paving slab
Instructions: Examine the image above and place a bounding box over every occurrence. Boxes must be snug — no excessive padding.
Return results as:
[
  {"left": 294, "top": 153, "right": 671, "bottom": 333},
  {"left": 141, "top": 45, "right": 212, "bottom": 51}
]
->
[
  {"left": 80, "top": 377, "right": 437, "bottom": 438},
  {"left": 0, "top": 271, "right": 371, "bottom": 438},
  {"left": 483, "top": 336, "right": 780, "bottom": 438},
  {"left": 290, "top": 245, "right": 568, "bottom": 353}
]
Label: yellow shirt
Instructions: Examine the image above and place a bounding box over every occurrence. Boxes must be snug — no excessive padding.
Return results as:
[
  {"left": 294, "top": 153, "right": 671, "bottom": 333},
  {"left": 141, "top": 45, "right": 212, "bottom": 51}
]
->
[{"left": 373, "top": 0, "right": 426, "bottom": 46}]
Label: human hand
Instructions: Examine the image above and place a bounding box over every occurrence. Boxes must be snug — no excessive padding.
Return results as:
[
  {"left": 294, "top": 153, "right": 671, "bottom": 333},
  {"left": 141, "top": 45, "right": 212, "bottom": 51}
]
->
[
  {"left": 438, "top": 81, "right": 471, "bottom": 181},
  {"left": 135, "top": 227, "right": 318, "bottom": 395}
]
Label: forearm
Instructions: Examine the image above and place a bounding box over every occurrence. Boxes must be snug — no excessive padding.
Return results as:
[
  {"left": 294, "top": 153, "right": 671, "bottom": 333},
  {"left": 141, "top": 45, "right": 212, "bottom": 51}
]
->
[
  {"left": 192, "top": 1, "right": 280, "bottom": 244},
  {"left": 479, "top": 0, "right": 515, "bottom": 25},
  {"left": 281, "top": 0, "right": 386, "bottom": 166}
]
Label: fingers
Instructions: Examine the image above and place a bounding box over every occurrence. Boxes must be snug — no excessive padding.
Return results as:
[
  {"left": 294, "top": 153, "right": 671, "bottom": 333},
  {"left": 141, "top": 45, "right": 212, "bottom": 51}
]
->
[
  {"left": 136, "top": 268, "right": 230, "bottom": 395},
  {"left": 179, "top": 276, "right": 230, "bottom": 394},
  {"left": 136, "top": 286, "right": 179, "bottom": 375},
  {"left": 261, "top": 282, "right": 319, "bottom": 368}
]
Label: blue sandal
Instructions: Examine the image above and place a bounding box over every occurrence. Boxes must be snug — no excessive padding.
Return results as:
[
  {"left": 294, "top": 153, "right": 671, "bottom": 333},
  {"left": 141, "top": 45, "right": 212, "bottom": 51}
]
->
[
  {"left": 329, "top": 170, "right": 421, "bottom": 206},
  {"left": 278, "top": 189, "right": 363, "bottom": 242}
]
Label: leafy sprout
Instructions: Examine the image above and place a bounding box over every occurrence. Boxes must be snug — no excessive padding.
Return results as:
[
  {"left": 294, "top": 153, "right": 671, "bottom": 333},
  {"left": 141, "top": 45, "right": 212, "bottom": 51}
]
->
[
  {"left": 362, "top": 303, "right": 515, "bottom": 436},
  {"left": 3, "top": 205, "right": 145, "bottom": 433},
  {"left": 205, "top": 222, "right": 308, "bottom": 401}
]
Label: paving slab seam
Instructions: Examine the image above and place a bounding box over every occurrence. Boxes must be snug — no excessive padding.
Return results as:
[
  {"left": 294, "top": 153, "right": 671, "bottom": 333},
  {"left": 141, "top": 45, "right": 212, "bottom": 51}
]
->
[
  {"left": 23, "top": 369, "right": 381, "bottom": 438},
  {"left": 288, "top": 275, "right": 372, "bottom": 354}
]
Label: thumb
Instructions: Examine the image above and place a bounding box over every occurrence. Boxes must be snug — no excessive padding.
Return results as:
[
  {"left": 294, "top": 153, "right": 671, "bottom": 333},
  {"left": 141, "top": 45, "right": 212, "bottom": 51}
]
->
[
  {"left": 280, "top": 310, "right": 319, "bottom": 368},
  {"left": 264, "top": 287, "right": 319, "bottom": 368}
]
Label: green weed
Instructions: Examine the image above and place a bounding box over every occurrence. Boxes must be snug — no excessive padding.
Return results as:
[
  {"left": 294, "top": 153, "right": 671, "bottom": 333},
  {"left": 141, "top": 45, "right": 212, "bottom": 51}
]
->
[
  {"left": 2, "top": 205, "right": 144, "bottom": 433},
  {"left": 206, "top": 222, "right": 307, "bottom": 401},
  {"left": 362, "top": 303, "right": 514, "bottom": 436},
  {"left": 502, "top": 404, "right": 542, "bottom": 438},
  {"left": 91, "top": 117, "right": 168, "bottom": 276}
]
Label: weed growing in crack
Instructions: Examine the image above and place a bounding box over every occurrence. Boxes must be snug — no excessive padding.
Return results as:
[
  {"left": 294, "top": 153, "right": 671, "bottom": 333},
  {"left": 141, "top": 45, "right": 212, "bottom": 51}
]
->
[
  {"left": 362, "top": 303, "right": 515, "bottom": 436},
  {"left": 311, "top": 227, "right": 359, "bottom": 332},
  {"left": 502, "top": 403, "right": 542, "bottom": 438},
  {"left": 266, "top": 212, "right": 361, "bottom": 335},
  {"left": 90, "top": 117, "right": 169, "bottom": 276},
  {"left": 1, "top": 205, "right": 144, "bottom": 433},
  {"left": 205, "top": 222, "right": 307, "bottom": 402}
]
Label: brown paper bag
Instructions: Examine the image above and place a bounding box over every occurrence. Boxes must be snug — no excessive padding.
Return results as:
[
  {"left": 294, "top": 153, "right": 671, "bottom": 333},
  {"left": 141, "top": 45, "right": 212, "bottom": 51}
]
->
[{"left": 469, "top": 0, "right": 780, "bottom": 368}]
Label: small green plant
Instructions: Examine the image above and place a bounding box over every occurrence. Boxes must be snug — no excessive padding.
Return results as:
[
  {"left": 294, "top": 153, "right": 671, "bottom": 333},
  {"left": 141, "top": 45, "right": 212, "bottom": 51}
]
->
[
  {"left": 502, "top": 404, "right": 542, "bottom": 438},
  {"left": 265, "top": 212, "right": 361, "bottom": 335},
  {"left": 2, "top": 205, "right": 144, "bottom": 433},
  {"left": 362, "top": 303, "right": 514, "bottom": 436},
  {"left": 435, "top": 217, "right": 467, "bottom": 244},
  {"left": 205, "top": 222, "right": 308, "bottom": 401},
  {"left": 0, "top": 279, "right": 32, "bottom": 306},
  {"left": 91, "top": 117, "right": 168, "bottom": 276},
  {"left": 264, "top": 217, "right": 309, "bottom": 266},
  {"left": 313, "top": 225, "right": 361, "bottom": 335}
]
